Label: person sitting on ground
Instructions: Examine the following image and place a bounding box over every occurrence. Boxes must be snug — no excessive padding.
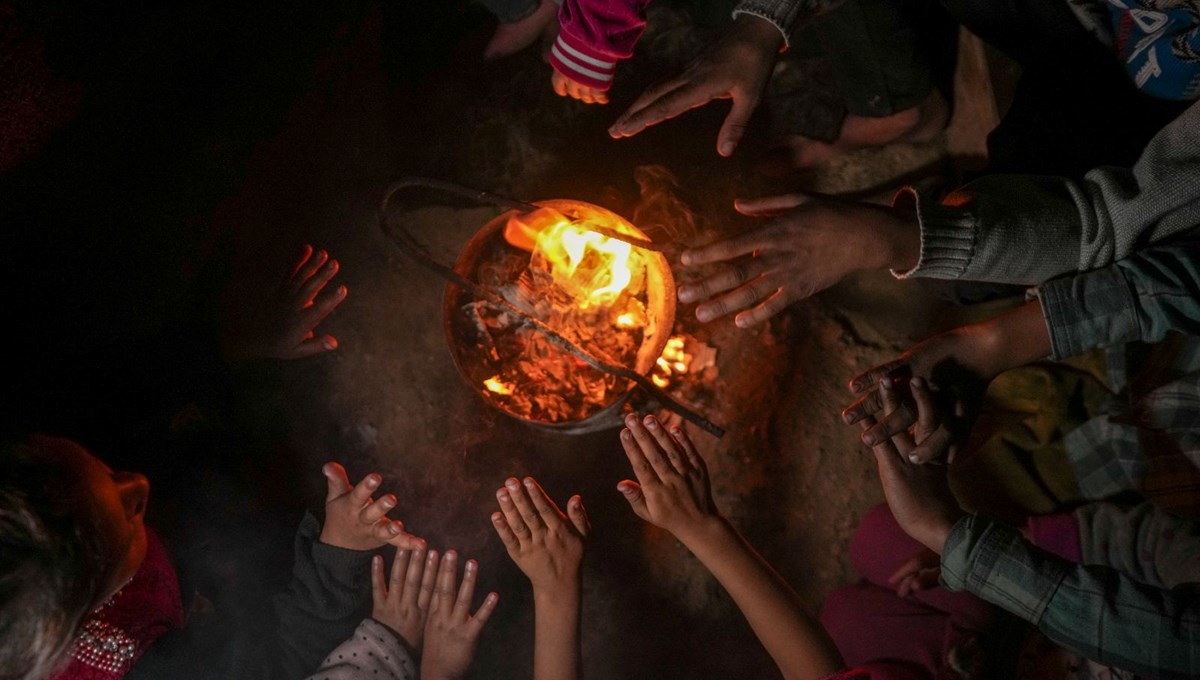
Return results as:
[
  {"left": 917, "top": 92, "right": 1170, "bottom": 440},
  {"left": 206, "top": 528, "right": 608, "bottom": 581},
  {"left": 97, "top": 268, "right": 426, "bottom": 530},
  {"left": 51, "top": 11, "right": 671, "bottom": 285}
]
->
[
  {"left": 0, "top": 439, "right": 418, "bottom": 680},
  {"left": 854, "top": 372, "right": 1200, "bottom": 678}
]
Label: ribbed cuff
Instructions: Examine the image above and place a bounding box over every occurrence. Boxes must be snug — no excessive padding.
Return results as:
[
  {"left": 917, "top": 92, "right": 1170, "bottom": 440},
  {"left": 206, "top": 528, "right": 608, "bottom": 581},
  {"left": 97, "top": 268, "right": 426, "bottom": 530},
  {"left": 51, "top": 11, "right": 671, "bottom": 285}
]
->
[
  {"left": 730, "top": 8, "right": 792, "bottom": 49},
  {"left": 890, "top": 186, "right": 977, "bottom": 280},
  {"left": 548, "top": 31, "right": 618, "bottom": 91}
]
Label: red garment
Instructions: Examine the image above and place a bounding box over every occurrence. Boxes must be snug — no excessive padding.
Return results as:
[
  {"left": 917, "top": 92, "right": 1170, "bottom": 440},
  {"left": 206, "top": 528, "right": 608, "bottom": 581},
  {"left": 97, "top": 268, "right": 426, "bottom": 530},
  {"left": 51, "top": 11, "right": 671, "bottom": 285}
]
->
[
  {"left": 53, "top": 530, "right": 185, "bottom": 680},
  {"left": 549, "top": 0, "right": 654, "bottom": 90}
]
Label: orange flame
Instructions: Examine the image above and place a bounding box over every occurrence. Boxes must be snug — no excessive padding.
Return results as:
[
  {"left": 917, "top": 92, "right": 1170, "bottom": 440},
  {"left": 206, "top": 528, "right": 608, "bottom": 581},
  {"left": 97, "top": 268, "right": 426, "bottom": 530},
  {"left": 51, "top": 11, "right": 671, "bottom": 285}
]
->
[
  {"left": 506, "top": 208, "right": 636, "bottom": 308},
  {"left": 651, "top": 335, "right": 691, "bottom": 389},
  {"left": 483, "top": 375, "right": 514, "bottom": 395}
]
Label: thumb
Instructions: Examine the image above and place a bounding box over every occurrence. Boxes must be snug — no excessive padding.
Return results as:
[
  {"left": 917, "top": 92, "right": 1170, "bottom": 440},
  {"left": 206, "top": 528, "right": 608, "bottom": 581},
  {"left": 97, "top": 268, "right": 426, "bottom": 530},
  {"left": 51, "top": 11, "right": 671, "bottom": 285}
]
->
[
  {"left": 734, "top": 193, "right": 812, "bottom": 217},
  {"left": 322, "top": 462, "right": 352, "bottom": 503},
  {"left": 567, "top": 495, "right": 591, "bottom": 538},
  {"left": 617, "top": 480, "right": 649, "bottom": 520},
  {"left": 717, "top": 95, "right": 757, "bottom": 157}
]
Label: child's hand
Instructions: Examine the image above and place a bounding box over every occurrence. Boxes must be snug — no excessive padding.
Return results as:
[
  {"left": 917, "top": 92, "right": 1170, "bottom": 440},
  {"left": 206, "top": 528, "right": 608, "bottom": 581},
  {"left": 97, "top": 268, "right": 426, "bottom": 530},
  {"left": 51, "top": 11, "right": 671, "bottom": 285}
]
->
[
  {"left": 886, "top": 548, "right": 941, "bottom": 598},
  {"left": 492, "top": 477, "right": 590, "bottom": 594},
  {"left": 372, "top": 544, "right": 436, "bottom": 652},
  {"left": 224, "top": 244, "right": 348, "bottom": 362},
  {"left": 551, "top": 69, "right": 609, "bottom": 105},
  {"left": 617, "top": 414, "right": 719, "bottom": 543},
  {"left": 320, "top": 462, "right": 422, "bottom": 551},
  {"left": 861, "top": 378, "right": 964, "bottom": 554},
  {"left": 420, "top": 551, "right": 499, "bottom": 680}
]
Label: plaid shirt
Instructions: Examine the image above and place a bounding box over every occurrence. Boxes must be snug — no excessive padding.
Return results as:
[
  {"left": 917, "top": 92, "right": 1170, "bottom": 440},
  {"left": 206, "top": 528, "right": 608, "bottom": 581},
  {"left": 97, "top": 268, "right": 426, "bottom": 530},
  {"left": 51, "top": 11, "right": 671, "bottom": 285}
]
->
[
  {"left": 940, "top": 514, "right": 1200, "bottom": 679},
  {"left": 1036, "top": 239, "right": 1200, "bottom": 517}
]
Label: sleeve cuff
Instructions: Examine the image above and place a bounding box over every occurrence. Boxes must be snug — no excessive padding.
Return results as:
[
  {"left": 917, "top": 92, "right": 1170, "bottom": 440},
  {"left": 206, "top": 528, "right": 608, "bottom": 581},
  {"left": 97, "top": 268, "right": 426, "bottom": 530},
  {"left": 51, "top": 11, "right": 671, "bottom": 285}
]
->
[
  {"left": 1032, "top": 266, "right": 1138, "bottom": 360},
  {"left": 940, "top": 514, "right": 1069, "bottom": 624},
  {"left": 730, "top": 8, "right": 793, "bottom": 49},
  {"left": 890, "top": 186, "right": 977, "bottom": 280},
  {"left": 549, "top": 32, "right": 618, "bottom": 91}
]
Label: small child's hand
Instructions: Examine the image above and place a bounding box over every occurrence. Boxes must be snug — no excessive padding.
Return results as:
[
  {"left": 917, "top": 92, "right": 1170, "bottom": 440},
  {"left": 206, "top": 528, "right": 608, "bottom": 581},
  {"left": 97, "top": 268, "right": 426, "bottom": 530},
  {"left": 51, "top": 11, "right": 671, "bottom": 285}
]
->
[
  {"left": 886, "top": 548, "right": 941, "bottom": 598},
  {"left": 320, "top": 462, "right": 422, "bottom": 551},
  {"left": 551, "top": 69, "right": 610, "bottom": 105},
  {"left": 492, "top": 477, "right": 589, "bottom": 594},
  {"left": 420, "top": 551, "right": 499, "bottom": 680},
  {"left": 372, "top": 544, "right": 436, "bottom": 652},
  {"left": 224, "top": 244, "right": 348, "bottom": 362},
  {"left": 617, "top": 414, "right": 719, "bottom": 543}
]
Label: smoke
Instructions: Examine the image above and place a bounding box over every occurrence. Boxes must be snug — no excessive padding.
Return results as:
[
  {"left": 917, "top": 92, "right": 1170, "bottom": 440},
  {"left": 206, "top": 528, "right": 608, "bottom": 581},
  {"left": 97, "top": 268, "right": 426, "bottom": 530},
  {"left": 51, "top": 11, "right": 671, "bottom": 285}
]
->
[{"left": 630, "top": 165, "right": 707, "bottom": 246}]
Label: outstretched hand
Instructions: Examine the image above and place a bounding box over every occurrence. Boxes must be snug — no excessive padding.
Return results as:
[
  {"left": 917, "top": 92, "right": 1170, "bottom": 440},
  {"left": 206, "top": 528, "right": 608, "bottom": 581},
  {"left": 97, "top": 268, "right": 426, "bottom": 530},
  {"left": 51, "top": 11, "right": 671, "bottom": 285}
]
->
[
  {"left": 493, "top": 476, "right": 590, "bottom": 593},
  {"left": 320, "top": 462, "right": 422, "bottom": 551},
  {"left": 372, "top": 544, "right": 435, "bottom": 652},
  {"left": 607, "top": 14, "right": 783, "bottom": 156},
  {"left": 860, "top": 378, "right": 964, "bottom": 553},
  {"left": 677, "top": 194, "right": 919, "bottom": 327},
  {"left": 421, "top": 551, "right": 499, "bottom": 680},
  {"left": 617, "top": 414, "right": 718, "bottom": 543},
  {"left": 224, "top": 244, "right": 348, "bottom": 361}
]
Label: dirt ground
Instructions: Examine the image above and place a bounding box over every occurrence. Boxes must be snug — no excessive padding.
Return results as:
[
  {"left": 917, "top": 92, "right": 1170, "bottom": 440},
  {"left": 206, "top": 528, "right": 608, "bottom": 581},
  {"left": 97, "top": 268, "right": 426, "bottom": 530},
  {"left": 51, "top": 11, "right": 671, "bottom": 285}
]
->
[{"left": 3, "top": 3, "right": 1011, "bottom": 678}]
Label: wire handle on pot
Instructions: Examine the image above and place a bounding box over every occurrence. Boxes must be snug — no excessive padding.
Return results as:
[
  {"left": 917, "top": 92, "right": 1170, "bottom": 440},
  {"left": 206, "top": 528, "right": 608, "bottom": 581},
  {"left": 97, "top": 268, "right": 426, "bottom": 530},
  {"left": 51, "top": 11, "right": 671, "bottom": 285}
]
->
[{"left": 378, "top": 176, "right": 725, "bottom": 438}]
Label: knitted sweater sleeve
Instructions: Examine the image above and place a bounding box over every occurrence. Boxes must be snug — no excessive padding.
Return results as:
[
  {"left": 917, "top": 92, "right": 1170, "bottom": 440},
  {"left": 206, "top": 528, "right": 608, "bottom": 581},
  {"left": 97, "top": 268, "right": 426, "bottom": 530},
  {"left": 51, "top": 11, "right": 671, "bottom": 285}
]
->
[
  {"left": 892, "top": 98, "right": 1200, "bottom": 284},
  {"left": 732, "top": 0, "right": 846, "bottom": 47},
  {"left": 550, "top": 0, "right": 654, "bottom": 91}
]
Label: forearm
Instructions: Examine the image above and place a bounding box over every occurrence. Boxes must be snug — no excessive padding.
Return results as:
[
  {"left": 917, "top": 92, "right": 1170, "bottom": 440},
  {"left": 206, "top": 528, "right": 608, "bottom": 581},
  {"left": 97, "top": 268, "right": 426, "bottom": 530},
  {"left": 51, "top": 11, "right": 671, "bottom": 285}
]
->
[
  {"left": 974, "top": 300, "right": 1052, "bottom": 375},
  {"left": 531, "top": 584, "right": 583, "bottom": 680},
  {"left": 681, "top": 518, "right": 842, "bottom": 680}
]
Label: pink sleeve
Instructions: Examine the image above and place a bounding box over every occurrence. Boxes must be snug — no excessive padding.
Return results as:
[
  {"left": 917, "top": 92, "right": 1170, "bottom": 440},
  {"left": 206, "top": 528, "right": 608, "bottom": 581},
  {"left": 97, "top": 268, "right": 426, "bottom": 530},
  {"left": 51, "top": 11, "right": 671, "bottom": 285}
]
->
[
  {"left": 1025, "top": 512, "right": 1083, "bottom": 563},
  {"left": 549, "top": 0, "right": 654, "bottom": 91}
]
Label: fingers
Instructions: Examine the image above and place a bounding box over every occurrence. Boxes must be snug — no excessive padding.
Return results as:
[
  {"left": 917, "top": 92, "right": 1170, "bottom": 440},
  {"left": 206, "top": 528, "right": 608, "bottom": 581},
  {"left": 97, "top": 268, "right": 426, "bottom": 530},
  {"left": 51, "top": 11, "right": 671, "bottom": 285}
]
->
[
  {"left": 453, "top": 559, "right": 478, "bottom": 619},
  {"left": 734, "top": 194, "right": 811, "bottom": 217},
  {"left": 733, "top": 289, "right": 791, "bottom": 329},
  {"left": 623, "top": 414, "right": 674, "bottom": 480},
  {"left": 469, "top": 592, "right": 500, "bottom": 634},
  {"left": 619, "top": 426, "right": 660, "bottom": 486},
  {"left": 642, "top": 415, "right": 686, "bottom": 474},
  {"left": 496, "top": 484, "right": 532, "bottom": 542},
  {"left": 398, "top": 544, "right": 423, "bottom": 607},
  {"left": 608, "top": 75, "right": 701, "bottom": 138},
  {"left": 389, "top": 545, "right": 411, "bottom": 593},
  {"left": 296, "top": 257, "right": 339, "bottom": 307},
  {"left": 911, "top": 377, "right": 940, "bottom": 439},
  {"left": 566, "top": 495, "right": 591, "bottom": 537},
  {"left": 716, "top": 94, "right": 757, "bottom": 156},
  {"left": 431, "top": 550, "right": 458, "bottom": 615},
  {"left": 289, "top": 334, "right": 339, "bottom": 359},
  {"left": 491, "top": 511, "right": 519, "bottom": 552},
  {"left": 348, "top": 472, "right": 381, "bottom": 508},
  {"left": 505, "top": 477, "right": 545, "bottom": 533},
  {"left": 361, "top": 493, "right": 397, "bottom": 524},
  {"left": 521, "top": 477, "right": 564, "bottom": 526},
  {"left": 291, "top": 248, "right": 328, "bottom": 293},
  {"left": 849, "top": 360, "right": 902, "bottom": 396},
  {"left": 298, "top": 284, "right": 348, "bottom": 332},
  {"left": 842, "top": 388, "right": 885, "bottom": 426},
  {"left": 322, "top": 462, "right": 352, "bottom": 503},
  {"left": 371, "top": 554, "right": 387, "bottom": 611},
  {"left": 669, "top": 425, "right": 706, "bottom": 475},
  {"left": 616, "top": 480, "right": 648, "bottom": 520},
  {"left": 677, "top": 259, "right": 769, "bottom": 304},
  {"left": 418, "top": 549, "right": 438, "bottom": 611},
  {"left": 289, "top": 244, "right": 315, "bottom": 279},
  {"left": 861, "top": 376, "right": 916, "bottom": 453},
  {"left": 693, "top": 276, "right": 781, "bottom": 324},
  {"left": 551, "top": 70, "right": 568, "bottom": 97},
  {"left": 680, "top": 228, "right": 773, "bottom": 267},
  {"left": 886, "top": 552, "right": 927, "bottom": 586},
  {"left": 907, "top": 425, "right": 956, "bottom": 465}
]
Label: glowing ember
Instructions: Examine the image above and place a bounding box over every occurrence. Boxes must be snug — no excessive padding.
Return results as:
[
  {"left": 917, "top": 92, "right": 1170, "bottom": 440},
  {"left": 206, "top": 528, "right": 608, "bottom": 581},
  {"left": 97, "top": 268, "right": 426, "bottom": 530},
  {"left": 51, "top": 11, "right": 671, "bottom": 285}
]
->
[
  {"left": 651, "top": 335, "right": 691, "bottom": 389},
  {"left": 483, "top": 375, "right": 514, "bottom": 395}
]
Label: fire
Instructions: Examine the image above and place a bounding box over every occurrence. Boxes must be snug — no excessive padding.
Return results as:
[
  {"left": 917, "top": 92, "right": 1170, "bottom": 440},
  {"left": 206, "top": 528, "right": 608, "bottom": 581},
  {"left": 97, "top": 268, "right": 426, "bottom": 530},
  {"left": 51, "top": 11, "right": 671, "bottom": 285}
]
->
[
  {"left": 651, "top": 335, "right": 691, "bottom": 389},
  {"left": 506, "top": 207, "right": 637, "bottom": 309},
  {"left": 483, "top": 375, "right": 514, "bottom": 395}
]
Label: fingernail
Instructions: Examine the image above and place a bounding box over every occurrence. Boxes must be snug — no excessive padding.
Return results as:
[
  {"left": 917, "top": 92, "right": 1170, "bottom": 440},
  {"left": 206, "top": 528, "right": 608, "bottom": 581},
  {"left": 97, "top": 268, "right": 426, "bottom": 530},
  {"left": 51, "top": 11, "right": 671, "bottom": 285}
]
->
[
  {"left": 625, "top": 414, "right": 638, "bottom": 426},
  {"left": 671, "top": 427, "right": 683, "bottom": 436},
  {"left": 881, "top": 376, "right": 892, "bottom": 390},
  {"left": 491, "top": 512, "right": 503, "bottom": 523},
  {"left": 373, "top": 554, "right": 382, "bottom": 566},
  {"left": 850, "top": 380, "right": 863, "bottom": 394},
  {"left": 366, "top": 474, "right": 380, "bottom": 488},
  {"left": 381, "top": 495, "right": 395, "bottom": 507},
  {"left": 863, "top": 433, "right": 878, "bottom": 446},
  {"left": 843, "top": 411, "right": 858, "bottom": 424},
  {"left": 505, "top": 478, "right": 519, "bottom": 490},
  {"left": 735, "top": 316, "right": 750, "bottom": 329},
  {"left": 322, "top": 338, "right": 337, "bottom": 350},
  {"left": 445, "top": 550, "right": 457, "bottom": 560},
  {"left": 497, "top": 489, "right": 509, "bottom": 501},
  {"left": 523, "top": 477, "right": 535, "bottom": 488},
  {"left": 696, "top": 307, "right": 712, "bottom": 322},
  {"left": 466, "top": 560, "right": 476, "bottom": 572},
  {"left": 620, "top": 429, "right": 632, "bottom": 440},
  {"left": 911, "top": 377, "right": 922, "bottom": 389},
  {"left": 678, "top": 286, "right": 695, "bottom": 302},
  {"left": 329, "top": 259, "right": 339, "bottom": 271},
  {"left": 720, "top": 141, "right": 735, "bottom": 156},
  {"left": 644, "top": 415, "right": 657, "bottom": 429},
  {"left": 337, "top": 285, "right": 348, "bottom": 296},
  {"left": 681, "top": 251, "right": 693, "bottom": 266},
  {"left": 389, "top": 522, "right": 401, "bottom": 534},
  {"left": 909, "top": 454, "right": 921, "bottom": 464}
]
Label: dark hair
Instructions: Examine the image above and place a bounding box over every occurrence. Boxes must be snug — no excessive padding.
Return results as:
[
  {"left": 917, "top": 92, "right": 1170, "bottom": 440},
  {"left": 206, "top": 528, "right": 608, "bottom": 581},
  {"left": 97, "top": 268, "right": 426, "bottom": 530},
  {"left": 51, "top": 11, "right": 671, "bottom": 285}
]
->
[{"left": 0, "top": 439, "right": 114, "bottom": 680}]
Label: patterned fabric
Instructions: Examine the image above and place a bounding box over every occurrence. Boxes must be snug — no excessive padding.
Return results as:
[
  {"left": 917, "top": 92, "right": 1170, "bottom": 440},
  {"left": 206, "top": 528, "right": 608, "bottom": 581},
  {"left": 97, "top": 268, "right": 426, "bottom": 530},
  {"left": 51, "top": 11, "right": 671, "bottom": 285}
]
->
[
  {"left": 550, "top": 0, "right": 654, "bottom": 90},
  {"left": 53, "top": 530, "right": 185, "bottom": 680},
  {"left": 940, "top": 514, "right": 1200, "bottom": 679},
  {"left": 304, "top": 619, "right": 418, "bottom": 680}
]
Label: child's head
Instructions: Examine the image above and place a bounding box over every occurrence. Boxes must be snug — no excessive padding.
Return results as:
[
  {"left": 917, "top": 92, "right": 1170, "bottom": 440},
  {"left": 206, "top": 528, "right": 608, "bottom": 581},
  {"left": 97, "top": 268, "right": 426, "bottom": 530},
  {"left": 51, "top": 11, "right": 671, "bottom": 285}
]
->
[{"left": 0, "top": 435, "right": 149, "bottom": 680}]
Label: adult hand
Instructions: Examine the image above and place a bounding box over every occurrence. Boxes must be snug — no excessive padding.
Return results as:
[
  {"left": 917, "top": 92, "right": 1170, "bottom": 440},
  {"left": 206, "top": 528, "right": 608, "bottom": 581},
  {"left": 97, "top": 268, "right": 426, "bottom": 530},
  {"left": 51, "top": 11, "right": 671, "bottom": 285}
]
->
[
  {"left": 551, "top": 69, "right": 610, "bottom": 105},
  {"left": 608, "top": 13, "right": 783, "bottom": 156},
  {"left": 678, "top": 194, "right": 919, "bottom": 327},
  {"left": 492, "top": 477, "right": 590, "bottom": 594},
  {"left": 372, "top": 544, "right": 436, "bottom": 651},
  {"left": 223, "top": 244, "right": 348, "bottom": 361},
  {"left": 861, "top": 377, "right": 964, "bottom": 553},
  {"left": 421, "top": 551, "right": 499, "bottom": 680},
  {"left": 617, "top": 414, "right": 719, "bottom": 544},
  {"left": 319, "top": 462, "right": 423, "bottom": 551}
]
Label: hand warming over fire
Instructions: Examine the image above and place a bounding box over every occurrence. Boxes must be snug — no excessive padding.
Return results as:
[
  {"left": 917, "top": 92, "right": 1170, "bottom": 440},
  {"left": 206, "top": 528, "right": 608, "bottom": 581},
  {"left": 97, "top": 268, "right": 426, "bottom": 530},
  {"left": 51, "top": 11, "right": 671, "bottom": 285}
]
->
[
  {"left": 420, "top": 551, "right": 499, "bottom": 680},
  {"left": 372, "top": 543, "right": 437, "bottom": 653},
  {"left": 677, "top": 194, "right": 920, "bottom": 327},
  {"left": 617, "top": 414, "right": 719, "bottom": 543},
  {"left": 223, "top": 243, "right": 348, "bottom": 362},
  {"left": 552, "top": 69, "right": 609, "bottom": 105},
  {"left": 320, "top": 462, "right": 423, "bottom": 551},
  {"left": 493, "top": 476, "right": 588, "bottom": 680}
]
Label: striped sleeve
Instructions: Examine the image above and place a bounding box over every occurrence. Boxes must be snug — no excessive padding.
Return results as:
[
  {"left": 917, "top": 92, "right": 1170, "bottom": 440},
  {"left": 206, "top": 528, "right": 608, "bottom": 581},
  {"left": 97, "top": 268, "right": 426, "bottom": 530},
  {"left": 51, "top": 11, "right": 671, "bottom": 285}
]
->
[{"left": 550, "top": 0, "right": 653, "bottom": 91}]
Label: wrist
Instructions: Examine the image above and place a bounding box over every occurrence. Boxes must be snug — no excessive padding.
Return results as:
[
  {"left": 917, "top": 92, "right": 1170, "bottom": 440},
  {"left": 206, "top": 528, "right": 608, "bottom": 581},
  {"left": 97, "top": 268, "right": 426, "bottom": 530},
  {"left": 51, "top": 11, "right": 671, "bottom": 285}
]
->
[
  {"left": 878, "top": 203, "right": 921, "bottom": 272},
  {"left": 974, "top": 300, "right": 1049, "bottom": 376},
  {"left": 531, "top": 575, "right": 582, "bottom": 604},
  {"left": 729, "top": 12, "right": 786, "bottom": 53},
  {"left": 675, "top": 514, "right": 733, "bottom": 553}
]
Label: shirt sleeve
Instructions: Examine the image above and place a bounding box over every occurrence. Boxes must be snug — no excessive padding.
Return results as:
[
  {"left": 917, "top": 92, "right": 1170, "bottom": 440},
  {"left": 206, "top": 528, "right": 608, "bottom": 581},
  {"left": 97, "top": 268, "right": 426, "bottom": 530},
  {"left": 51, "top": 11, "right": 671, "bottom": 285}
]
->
[
  {"left": 1033, "top": 238, "right": 1200, "bottom": 359},
  {"left": 732, "top": 0, "right": 846, "bottom": 47},
  {"left": 271, "top": 513, "right": 376, "bottom": 680},
  {"left": 940, "top": 514, "right": 1200, "bottom": 679},
  {"left": 550, "top": 0, "right": 654, "bottom": 91},
  {"left": 891, "top": 98, "right": 1200, "bottom": 285},
  {"left": 1074, "top": 502, "right": 1200, "bottom": 591},
  {"left": 304, "top": 619, "right": 419, "bottom": 680}
]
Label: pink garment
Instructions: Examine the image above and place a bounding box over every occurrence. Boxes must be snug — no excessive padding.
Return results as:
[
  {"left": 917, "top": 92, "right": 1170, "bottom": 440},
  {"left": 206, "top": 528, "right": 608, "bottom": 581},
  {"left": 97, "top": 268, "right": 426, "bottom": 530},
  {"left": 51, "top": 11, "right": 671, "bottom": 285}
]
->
[
  {"left": 549, "top": 0, "right": 654, "bottom": 90},
  {"left": 820, "top": 504, "right": 994, "bottom": 680},
  {"left": 1024, "top": 512, "right": 1082, "bottom": 563}
]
